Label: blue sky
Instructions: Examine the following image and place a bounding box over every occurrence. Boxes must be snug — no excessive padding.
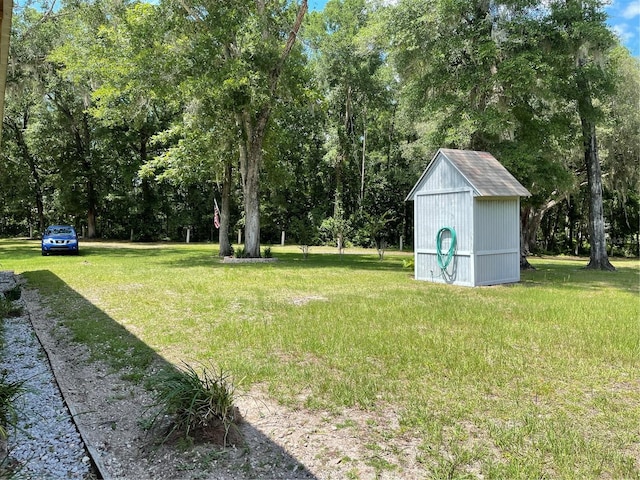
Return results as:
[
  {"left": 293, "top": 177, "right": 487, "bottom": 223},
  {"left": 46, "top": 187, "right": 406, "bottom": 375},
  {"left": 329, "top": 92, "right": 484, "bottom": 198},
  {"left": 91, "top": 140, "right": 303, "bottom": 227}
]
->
[
  {"left": 605, "top": 0, "right": 640, "bottom": 56},
  {"left": 308, "top": 0, "right": 640, "bottom": 57}
]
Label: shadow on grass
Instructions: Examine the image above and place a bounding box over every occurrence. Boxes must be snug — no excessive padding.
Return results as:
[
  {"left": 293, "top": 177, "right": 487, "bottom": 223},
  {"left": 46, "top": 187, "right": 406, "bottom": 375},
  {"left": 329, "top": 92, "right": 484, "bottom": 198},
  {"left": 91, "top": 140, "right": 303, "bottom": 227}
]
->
[
  {"left": 84, "top": 243, "right": 636, "bottom": 291},
  {"left": 155, "top": 250, "right": 410, "bottom": 273},
  {"left": 18, "top": 269, "right": 317, "bottom": 480},
  {"left": 521, "top": 257, "right": 639, "bottom": 295},
  {"left": 6, "top": 238, "right": 635, "bottom": 293},
  {"left": 21, "top": 238, "right": 410, "bottom": 273},
  {"left": 0, "top": 239, "right": 43, "bottom": 259}
]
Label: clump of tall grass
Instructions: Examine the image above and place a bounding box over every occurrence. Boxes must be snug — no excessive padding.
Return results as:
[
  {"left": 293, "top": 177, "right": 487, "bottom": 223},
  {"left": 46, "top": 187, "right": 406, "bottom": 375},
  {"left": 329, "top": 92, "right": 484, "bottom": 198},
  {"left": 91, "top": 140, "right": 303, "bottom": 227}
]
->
[
  {"left": 147, "top": 363, "right": 242, "bottom": 447},
  {"left": 3, "top": 286, "right": 21, "bottom": 302},
  {"left": 0, "top": 369, "right": 26, "bottom": 440},
  {"left": 0, "top": 297, "right": 21, "bottom": 319},
  {"left": 1, "top": 284, "right": 22, "bottom": 318}
]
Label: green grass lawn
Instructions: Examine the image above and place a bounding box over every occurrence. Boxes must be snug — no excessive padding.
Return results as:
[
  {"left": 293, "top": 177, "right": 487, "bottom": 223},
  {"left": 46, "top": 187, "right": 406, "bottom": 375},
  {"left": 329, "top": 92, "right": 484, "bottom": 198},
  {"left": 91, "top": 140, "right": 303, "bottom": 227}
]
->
[{"left": 1, "top": 239, "right": 639, "bottom": 478}]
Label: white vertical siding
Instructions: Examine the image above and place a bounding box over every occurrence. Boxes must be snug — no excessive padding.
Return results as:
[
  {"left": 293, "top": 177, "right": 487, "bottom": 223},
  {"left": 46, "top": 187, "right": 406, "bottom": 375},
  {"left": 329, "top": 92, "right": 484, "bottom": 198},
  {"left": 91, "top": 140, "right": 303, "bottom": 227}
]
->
[
  {"left": 419, "top": 156, "right": 472, "bottom": 192},
  {"left": 414, "top": 190, "right": 473, "bottom": 253},
  {"left": 473, "top": 198, "right": 521, "bottom": 285},
  {"left": 474, "top": 198, "right": 520, "bottom": 252},
  {"left": 414, "top": 190, "right": 473, "bottom": 284},
  {"left": 415, "top": 252, "right": 473, "bottom": 286},
  {"left": 475, "top": 253, "right": 520, "bottom": 285},
  {"left": 475, "top": 252, "right": 520, "bottom": 285}
]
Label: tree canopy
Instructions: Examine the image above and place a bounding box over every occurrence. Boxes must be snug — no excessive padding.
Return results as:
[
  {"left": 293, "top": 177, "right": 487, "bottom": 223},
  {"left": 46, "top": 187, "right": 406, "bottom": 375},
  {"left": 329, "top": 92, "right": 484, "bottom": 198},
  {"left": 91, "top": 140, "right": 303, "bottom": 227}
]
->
[{"left": 1, "top": 0, "right": 638, "bottom": 263}]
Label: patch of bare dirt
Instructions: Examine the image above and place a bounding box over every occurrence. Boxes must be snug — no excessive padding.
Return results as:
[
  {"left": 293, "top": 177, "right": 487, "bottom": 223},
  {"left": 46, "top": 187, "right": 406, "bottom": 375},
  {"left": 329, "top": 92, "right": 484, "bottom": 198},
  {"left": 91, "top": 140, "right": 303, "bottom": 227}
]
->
[
  {"left": 22, "top": 286, "right": 428, "bottom": 479},
  {"left": 289, "top": 295, "right": 328, "bottom": 306}
]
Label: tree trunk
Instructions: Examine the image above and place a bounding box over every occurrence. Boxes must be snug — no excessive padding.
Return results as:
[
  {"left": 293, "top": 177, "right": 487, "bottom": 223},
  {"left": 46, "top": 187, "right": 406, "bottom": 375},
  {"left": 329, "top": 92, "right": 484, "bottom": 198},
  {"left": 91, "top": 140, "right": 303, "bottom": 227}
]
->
[
  {"left": 237, "top": 108, "right": 268, "bottom": 258},
  {"left": 242, "top": 140, "right": 263, "bottom": 258},
  {"left": 576, "top": 78, "right": 615, "bottom": 271},
  {"left": 35, "top": 193, "right": 44, "bottom": 233},
  {"left": 360, "top": 102, "right": 366, "bottom": 207},
  {"left": 582, "top": 122, "right": 614, "bottom": 270},
  {"left": 85, "top": 160, "right": 98, "bottom": 238},
  {"left": 25, "top": 152, "right": 45, "bottom": 233},
  {"left": 87, "top": 203, "right": 97, "bottom": 238},
  {"left": 23, "top": 149, "right": 45, "bottom": 233},
  {"left": 218, "top": 160, "right": 232, "bottom": 257},
  {"left": 520, "top": 205, "right": 536, "bottom": 270},
  {"left": 7, "top": 119, "right": 46, "bottom": 232},
  {"left": 78, "top": 114, "right": 98, "bottom": 239},
  {"left": 519, "top": 196, "right": 560, "bottom": 269},
  {"left": 566, "top": 196, "right": 574, "bottom": 253},
  {"left": 138, "top": 134, "right": 157, "bottom": 241}
]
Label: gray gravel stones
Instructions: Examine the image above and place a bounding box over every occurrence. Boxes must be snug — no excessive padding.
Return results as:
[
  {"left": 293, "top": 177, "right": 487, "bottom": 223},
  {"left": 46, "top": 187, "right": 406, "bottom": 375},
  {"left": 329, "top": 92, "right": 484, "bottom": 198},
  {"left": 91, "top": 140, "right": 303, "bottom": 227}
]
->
[{"left": 1, "top": 294, "right": 92, "bottom": 479}]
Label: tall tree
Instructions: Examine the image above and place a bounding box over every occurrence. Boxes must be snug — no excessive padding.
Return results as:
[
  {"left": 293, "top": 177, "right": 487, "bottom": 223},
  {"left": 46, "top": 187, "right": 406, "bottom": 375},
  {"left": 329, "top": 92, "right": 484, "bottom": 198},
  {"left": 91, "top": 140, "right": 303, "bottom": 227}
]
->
[
  {"left": 3, "top": 6, "right": 53, "bottom": 232},
  {"left": 52, "top": 1, "right": 181, "bottom": 240},
  {"left": 304, "top": 0, "right": 417, "bottom": 251},
  {"left": 233, "top": 0, "right": 308, "bottom": 257},
  {"left": 156, "top": 0, "right": 309, "bottom": 257},
  {"left": 389, "top": 0, "right": 573, "bottom": 265},
  {"left": 599, "top": 46, "right": 640, "bottom": 256},
  {"left": 2, "top": 5, "right": 97, "bottom": 234},
  {"left": 544, "top": 0, "right": 616, "bottom": 270}
]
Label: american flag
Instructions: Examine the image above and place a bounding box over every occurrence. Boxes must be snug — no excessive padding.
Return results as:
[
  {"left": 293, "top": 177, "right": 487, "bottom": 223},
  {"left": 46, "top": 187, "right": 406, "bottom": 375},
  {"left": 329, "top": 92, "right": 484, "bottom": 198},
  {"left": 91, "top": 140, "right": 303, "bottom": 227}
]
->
[{"left": 214, "top": 199, "right": 221, "bottom": 229}]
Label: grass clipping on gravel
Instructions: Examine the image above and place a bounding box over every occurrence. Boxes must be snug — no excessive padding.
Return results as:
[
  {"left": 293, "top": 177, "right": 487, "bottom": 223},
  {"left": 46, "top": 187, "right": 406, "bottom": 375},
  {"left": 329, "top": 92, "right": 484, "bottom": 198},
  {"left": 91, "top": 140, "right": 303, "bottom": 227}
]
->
[{"left": 147, "top": 362, "right": 243, "bottom": 448}]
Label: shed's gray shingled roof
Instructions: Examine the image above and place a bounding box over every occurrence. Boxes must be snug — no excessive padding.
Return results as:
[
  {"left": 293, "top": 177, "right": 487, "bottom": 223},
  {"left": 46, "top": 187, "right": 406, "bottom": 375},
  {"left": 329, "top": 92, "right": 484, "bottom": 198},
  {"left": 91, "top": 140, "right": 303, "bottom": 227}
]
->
[
  {"left": 441, "top": 149, "right": 531, "bottom": 197},
  {"left": 406, "top": 148, "right": 531, "bottom": 200}
]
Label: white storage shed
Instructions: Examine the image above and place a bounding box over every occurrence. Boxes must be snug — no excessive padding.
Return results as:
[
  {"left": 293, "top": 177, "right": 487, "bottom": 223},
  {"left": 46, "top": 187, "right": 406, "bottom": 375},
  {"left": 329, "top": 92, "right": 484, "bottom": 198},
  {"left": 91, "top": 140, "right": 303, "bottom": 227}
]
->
[{"left": 406, "top": 148, "right": 531, "bottom": 287}]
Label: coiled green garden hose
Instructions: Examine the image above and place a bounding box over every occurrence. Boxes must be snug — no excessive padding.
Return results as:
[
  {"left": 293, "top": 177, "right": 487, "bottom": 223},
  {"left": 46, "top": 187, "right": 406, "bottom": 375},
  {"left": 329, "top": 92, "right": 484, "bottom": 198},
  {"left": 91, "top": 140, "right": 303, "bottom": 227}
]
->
[{"left": 436, "top": 227, "right": 457, "bottom": 270}]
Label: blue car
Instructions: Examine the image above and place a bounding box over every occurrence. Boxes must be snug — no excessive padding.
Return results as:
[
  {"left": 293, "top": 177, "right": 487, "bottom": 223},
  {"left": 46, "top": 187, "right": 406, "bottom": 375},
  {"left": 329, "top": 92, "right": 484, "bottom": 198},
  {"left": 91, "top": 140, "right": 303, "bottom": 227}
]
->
[{"left": 42, "top": 225, "right": 79, "bottom": 256}]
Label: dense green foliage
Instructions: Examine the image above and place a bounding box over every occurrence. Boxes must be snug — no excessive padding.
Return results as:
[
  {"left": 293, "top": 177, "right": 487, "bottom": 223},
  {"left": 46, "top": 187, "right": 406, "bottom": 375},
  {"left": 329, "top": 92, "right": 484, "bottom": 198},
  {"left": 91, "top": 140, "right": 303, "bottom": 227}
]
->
[
  {"left": 1, "top": 0, "right": 638, "bottom": 258},
  {"left": 3, "top": 240, "right": 639, "bottom": 477}
]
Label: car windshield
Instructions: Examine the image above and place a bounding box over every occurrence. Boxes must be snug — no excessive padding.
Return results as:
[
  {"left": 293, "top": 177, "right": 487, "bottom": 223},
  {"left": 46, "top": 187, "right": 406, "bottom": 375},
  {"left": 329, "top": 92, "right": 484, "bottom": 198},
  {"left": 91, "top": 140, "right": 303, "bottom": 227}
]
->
[{"left": 47, "top": 227, "right": 74, "bottom": 235}]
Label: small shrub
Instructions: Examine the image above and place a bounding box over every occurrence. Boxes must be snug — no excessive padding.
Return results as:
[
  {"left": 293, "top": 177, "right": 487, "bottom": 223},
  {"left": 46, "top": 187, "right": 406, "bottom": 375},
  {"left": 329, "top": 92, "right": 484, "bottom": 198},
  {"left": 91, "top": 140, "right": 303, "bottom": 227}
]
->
[
  {"left": 217, "top": 245, "right": 234, "bottom": 258},
  {"left": 376, "top": 240, "right": 387, "bottom": 261},
  {"left": 234, "top": 246, "right": 246, "bottom": 258},
  {"left": 3, "top": 286, "right": 21, "bottom": 302},
  {"left": 402, "top": 258, "right": 414, "bottom": 269},
  {"left": 147, "top": 363, "right": 242, "bottom": 447},
  {"left": 262, "top": 246, "right": 272, "bottom": 258},
  {"left": 0, "top": 369, "right": 26, "bottom": 440},
  {"left": 0, "top": 297, "right": 22, "bottom": 319}
]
